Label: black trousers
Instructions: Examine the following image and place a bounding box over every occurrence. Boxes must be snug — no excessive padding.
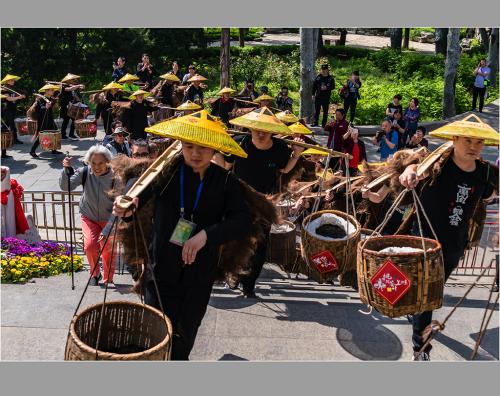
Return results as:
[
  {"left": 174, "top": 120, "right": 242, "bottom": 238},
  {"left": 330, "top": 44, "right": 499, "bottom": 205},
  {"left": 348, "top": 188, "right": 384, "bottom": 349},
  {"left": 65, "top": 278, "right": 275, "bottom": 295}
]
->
[
  {"left": 144, "top": 280, "right": 213, "bottom": 360},
  {"left": 472, "top": 86, "right": 486, "bottom": 112},
  {"left": 314, "top": 97, "right": 330, "bottom": 128},
  {"left": 5, "top": 115, "right": 21, "bottom": 141},
  {"left": 60, "top": 111, "right": 76, "bottom": 137},
  {"left": 240, "top": 226, "right": 270, "bottom": 293},
  {"left": 343, "top": 96, "right": 358, "bottom": 123},
  {"left": 411, "top": 251, "right": 462, "bottom": 352}
]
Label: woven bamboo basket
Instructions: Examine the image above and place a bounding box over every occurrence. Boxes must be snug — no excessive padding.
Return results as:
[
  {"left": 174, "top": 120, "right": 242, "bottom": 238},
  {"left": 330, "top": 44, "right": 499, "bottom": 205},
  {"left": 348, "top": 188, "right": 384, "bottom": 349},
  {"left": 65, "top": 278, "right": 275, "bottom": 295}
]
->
[
  {"left": 65, "top": 301, "right": 173, "bottom": 361},
  {"left": 1, "top": 130, "right": 13, "bottom": 149},
  {"left": 75, "top": 119, "right": 98, "bottom": 138},
  {"left": 39, "top": 130, "right": 61, "bottom": 151},
  {"left": 357, "top": 235, "right": 444, "bottom": 318},
  {"left": 301, "top": 210, "right": 361, "bottom": 284},
  {"left": 266, "top": 220, "right": 297, "bottom": 273}
]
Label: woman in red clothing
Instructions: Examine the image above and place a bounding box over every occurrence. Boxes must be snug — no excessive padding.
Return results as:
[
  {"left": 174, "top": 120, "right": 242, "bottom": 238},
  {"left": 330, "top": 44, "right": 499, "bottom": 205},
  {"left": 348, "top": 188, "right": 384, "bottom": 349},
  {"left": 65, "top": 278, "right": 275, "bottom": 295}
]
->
[{"left": 342, "top": 127, "right": 366, "bottom": 176}]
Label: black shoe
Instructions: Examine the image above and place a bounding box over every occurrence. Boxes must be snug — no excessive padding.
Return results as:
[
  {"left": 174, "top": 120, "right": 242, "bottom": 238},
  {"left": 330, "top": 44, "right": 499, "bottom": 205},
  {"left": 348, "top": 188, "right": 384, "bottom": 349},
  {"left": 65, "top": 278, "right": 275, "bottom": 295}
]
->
[
  {"left": 412, "top": 351, "right": 430, "bottom": 361},
  {"left": 406, "top": 315, "right": 413, "bottom": 324},
  {"left": 1, "top": 154, "right": 13, "bottom": 159},
  {"left": 492, "top": 285, "right": 499, "bottom": 293},
  {"left": 14, "top": 139, "right": 23, "bottom": 144},
  {"left": 61, "top": 135, "right": 68, "bottom": 140},
  {"left": 29, "top": 152, "right": 39, "bottom": 158},
  {"left": 89, "top": 277, "right": 99, "bottom": 286},
  {"left": 51, "top": 150, "right": 63, "bottom": 155},
  {"left": 242, "top": 290, "right": 257, "bottom": 299}
]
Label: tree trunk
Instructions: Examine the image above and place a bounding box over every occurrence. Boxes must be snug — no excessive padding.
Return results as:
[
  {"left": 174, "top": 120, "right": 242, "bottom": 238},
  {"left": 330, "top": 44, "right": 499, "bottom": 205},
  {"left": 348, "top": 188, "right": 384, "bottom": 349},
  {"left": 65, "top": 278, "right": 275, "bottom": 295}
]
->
[
  {"left": 239, "top": 28, "right": 246, "bottom": 47},
  {"left": 317, "top": 28, "right": 325, "bottom": 56},
  {"left": 338, "top": 29, "right": 347, "bottom": 46},
  {"left": 479, "top": 28, "right": 489, "bottom": 52},
  {"left": 403, "top": 28, "right": 410, "bottom": 49},
  {"left": 312, "top": 28, "right": 319, "bottom": 60},
  {"left": 300, "top": 28, "right": 315, "bottom": 122},
  {"left": 487, "top": 28, "right": 499, "bottom": 88},
  {"left": 220, "top": 28, "right": 230, "bottom": 89},
  {"left": 435, "top": 28, "right": 449, "bottom": 56},
  {"left": 389, "top": 28, "right": 403, "bottom": 51},
  {"left": 443, "top": 29, "right": 461, "bottom": 118}
]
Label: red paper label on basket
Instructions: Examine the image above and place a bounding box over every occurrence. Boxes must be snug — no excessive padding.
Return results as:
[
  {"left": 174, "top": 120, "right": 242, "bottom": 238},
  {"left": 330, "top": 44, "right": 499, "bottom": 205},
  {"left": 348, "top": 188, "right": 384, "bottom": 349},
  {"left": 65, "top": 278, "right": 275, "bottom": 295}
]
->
[
  {"left": 310, "top": 250, "right": 338, "bottom": 274},
  {"left": 40, "top": 136, "right": 52, "bottom": 150},
  {"left": 20, "top": 124, "right": 28, "bottom": 133},
  {"left": 89, "top": 123, "right": 97, "bottom": 133},
  {"left": 370, "top": 259, "right": 411, "bottom": 305}
]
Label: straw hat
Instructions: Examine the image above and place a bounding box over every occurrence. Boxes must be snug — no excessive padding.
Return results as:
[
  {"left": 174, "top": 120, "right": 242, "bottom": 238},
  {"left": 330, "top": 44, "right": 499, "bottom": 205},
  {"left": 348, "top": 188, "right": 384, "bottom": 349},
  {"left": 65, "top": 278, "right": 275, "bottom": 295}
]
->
[
  {"left": 429, "top": 114, "right": 499, "bottom": 146},
  {"left": 39, "top": 84, "right": 61, "bottom": 93},
  {"left": 102, "top": 82, "right": 124, "bottom": 91},
  {"left": 176, "top": 100, "right": 202, "bottom": 111},
  {"left": 301, "top": 147, "right": 328, "bottom": 156},
  {"left": 111, "top": 127, "right": 129, "bottom": 137},
  {"left": 289, "top": 122, "right": 313, "bottom": 135},
  {"left": 159, "top": 73, "right": 181, "bottom": 83},
  {"left": 145, "top": 110, "right": 247, "bottom": 158},
  {"left": 118, "top": 73, "right": 140, "bottom": 83},
  {"left": 128, "top": 89, "right": 151, "bottom": 101},
  {"left": 218, "top": 87, "right": 236, "bottom": 95},
  {"left": 1, "top": 74, "right": 21, "bottom": 84},
  {"left": 0, "top": 94, "right": 6, "bottom": 99},
  {"left": 61, "top": 73, "right": 80, "bottom": 83},
  {"left": 187, "top": 74, "right": 208, "bottom": 83},
  {"left": 254, "top": 94, "right": 274, "bottom": 103},
  {"left": 276, "top": 110, "right": 299, "bottom": 125},
  {"left": 229, "top": 106, "right": 293, "bottom": 135}
]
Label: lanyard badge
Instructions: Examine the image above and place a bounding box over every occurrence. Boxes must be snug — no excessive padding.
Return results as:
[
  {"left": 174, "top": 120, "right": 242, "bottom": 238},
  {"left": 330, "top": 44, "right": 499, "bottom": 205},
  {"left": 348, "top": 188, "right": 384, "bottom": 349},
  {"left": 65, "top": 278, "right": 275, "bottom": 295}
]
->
[{"left": 169, "top": 163, "right": 204, "bottom": 246}]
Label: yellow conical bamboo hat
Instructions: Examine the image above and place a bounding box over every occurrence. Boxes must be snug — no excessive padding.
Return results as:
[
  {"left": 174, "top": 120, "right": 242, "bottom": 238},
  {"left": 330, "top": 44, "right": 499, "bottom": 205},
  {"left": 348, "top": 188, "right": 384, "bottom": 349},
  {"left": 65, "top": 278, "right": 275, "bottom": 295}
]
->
[
  {"left": 289, "top": 121, "right": 312, "bottom": 135},
  {"left": 61, "top": 73, "right": 80, "bottom": 83},
  {"left": 229, "top": 106, "right": 293, "bottom": 135},
  {"left": 218, "top": 87, "right": 236, "bottom": 95},
  {"left": 275, "top": 110, "right": 299, "bottom": 124},
  {"left": 118, "top": 73, "right": 140, "bottom": 83},
  {"left": 301, "top": 147, "right": 328, "bottom": 156},
  {"left": 128, "top": 89, "right": 151, "bottom": 101},
  {"left": 1, "top": 74, "right": 21, "bottom": 84},
  {"left": 176, "top": 100, "right": 202, "bottom": 111},
  {"left": 254, "top": 94, "right": 274, "bottom": 103},
  {"left": 187, "top": 74, "right": 208, "bottom": 83},
  {"left": 102, "top": 82, "right": 124, "bottom": 91},
  {"left": 159, "top": 73, "right": 181, "bottom": 83},
  {"left": 145, "top": 110, "right": 247, "bottom": 158},
  {"left": 39, "top": 84, "right": 61, "bottom": 93},
  {"left": 0, "top": 94, "right": 6, "bottom": 99},
  {"left": 429, "top": 114, "right": 499, "bottom": 146}
]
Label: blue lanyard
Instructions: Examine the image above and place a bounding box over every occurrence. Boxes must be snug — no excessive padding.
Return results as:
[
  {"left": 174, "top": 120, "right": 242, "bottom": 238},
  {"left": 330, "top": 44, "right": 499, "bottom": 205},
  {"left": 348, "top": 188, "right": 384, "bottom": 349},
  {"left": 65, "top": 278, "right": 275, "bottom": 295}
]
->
[{"left": 180, "top": 163, "right": 204, "bottom": 220}]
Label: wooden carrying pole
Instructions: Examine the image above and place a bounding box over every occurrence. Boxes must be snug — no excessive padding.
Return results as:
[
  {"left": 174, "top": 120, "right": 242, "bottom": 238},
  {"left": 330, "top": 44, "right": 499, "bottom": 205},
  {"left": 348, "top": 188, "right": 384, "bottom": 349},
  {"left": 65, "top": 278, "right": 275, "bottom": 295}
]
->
[{"left": 116, "top": 140, "right": 182, "bottom": 210}]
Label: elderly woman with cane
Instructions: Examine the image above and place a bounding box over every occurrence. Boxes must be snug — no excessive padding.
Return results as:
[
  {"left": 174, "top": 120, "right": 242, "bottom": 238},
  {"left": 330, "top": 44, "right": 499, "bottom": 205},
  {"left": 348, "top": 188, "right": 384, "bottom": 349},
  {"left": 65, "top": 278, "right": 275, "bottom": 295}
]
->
[{"left": 59, "top": 145, "right": 116, "bottom": 286}]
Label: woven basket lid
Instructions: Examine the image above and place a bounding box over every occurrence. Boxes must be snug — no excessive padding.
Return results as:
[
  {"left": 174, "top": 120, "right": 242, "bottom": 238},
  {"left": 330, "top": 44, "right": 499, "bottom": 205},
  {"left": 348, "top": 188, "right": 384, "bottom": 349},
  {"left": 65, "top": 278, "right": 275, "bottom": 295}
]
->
[
  {"left": 39, "top": 84, "right": 61, "bottom": 93},
  {"left": 159, "top": 72, "right": 181, "bottom": 83},
  {"left": 1, "top": 74, "right": 21, "bottom": 84},
  {"left": 118, "top": 73, "right": 140, "bottom": 83},
  {"left": 102, "top": 82, "right": 124, "bottom": 91},
  {"left": 176, "top": 100, "right": 202, "bottom": 111},
  {"left": 229, "top": 106, "right": 293, "bottom": 135},
  {"left": 275, "top": 110, "right": 299, "bottom": 124},
  {"left": 218, "top": 86, "right": 236, "bottom": 95},
  {"left": 289, "top": 121, "right": 312, "bottom": 135},
  {"left": 128, "top": 89, "right": 151, "bottom": 101},
  {"left": 429, "top": 114, "right": 499, "bottom": 146},
  {"left": 146, "top": 110, "right": 247, "bottom": 158},
  {"left": 254, "top": 94, "right": 273, "bottom": 103},
  {"left": 302, "top": 146, "right": 328, "bottom": 156},
  {"left": 187, "top": 74, "right": 208, "bottom": 82},
  {"left": 61, "top": 73, "right": 80, "bottom": 83}
]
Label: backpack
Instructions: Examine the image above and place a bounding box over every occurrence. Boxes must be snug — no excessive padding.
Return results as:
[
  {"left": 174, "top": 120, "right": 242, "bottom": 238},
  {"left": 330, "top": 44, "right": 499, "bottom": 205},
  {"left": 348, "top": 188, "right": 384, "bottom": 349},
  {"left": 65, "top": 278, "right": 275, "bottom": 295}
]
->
[{"left": 81, "top": 165, "right": 88, "bottom": 190}]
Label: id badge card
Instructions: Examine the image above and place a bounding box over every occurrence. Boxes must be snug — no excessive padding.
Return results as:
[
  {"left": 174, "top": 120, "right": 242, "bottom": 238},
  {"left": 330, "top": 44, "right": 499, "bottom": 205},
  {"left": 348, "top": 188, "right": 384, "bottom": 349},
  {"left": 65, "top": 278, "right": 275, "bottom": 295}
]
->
[{"left": 169, "top": 218, "right": 197, "bottom": 246}]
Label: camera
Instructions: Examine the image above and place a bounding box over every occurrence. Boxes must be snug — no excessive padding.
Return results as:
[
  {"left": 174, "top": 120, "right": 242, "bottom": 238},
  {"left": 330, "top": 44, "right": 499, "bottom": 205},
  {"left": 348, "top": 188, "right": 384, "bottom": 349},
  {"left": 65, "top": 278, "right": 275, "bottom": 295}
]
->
[{"left": 375, "top": 130, "right": 385, "bottom": 142}]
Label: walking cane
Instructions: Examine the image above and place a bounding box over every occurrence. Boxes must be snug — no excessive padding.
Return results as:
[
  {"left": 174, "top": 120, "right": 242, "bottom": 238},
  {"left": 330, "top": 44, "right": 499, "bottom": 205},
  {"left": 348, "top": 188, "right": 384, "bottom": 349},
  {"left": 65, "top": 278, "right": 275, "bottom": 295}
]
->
[{"left": 65, "top": 151, "right": 75, "bottom": 290}]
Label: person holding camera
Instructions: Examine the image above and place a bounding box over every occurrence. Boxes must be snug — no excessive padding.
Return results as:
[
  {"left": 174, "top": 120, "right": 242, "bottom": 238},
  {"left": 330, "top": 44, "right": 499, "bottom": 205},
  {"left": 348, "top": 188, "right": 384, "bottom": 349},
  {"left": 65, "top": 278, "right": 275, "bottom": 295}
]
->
[
  {"left": 386, "top": 94, "right": 403, "bottom": 118},
  {"left": 342, "top": 70, "right": 362, "bottom": 123},
  {"left": 237, "top": 79, "right": 259, "bottom": 107},
  {"left": 373, "top": 119, "right": 399, "bottom": 161},
  {"left": 136, "top": 53, "right": 156, "bottom": 90},
  {"left": 312, "top": 64, "right": 334, "bottom": 128},
  {"left": 391, "top": 109, "right": 406, "bottom": 149},
  {"left": 472, "top": 58, "right": 491, "bottom": 113},
  {"left": 406, "top": 126, "right": 429, "bottom": 149},
  {"left": 276, "top": 86, "right": 293, "bottom": 112},
  {"left": 112, "top": 57, "right": 127, "bottom": 82}
]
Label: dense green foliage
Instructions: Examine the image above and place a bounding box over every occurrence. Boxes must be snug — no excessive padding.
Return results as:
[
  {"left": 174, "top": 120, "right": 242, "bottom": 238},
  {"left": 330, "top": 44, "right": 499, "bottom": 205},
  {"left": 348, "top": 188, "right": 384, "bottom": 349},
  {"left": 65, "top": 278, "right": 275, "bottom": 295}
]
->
[{"left": 2, "top": 29, "right": 496, "bottom": 125}]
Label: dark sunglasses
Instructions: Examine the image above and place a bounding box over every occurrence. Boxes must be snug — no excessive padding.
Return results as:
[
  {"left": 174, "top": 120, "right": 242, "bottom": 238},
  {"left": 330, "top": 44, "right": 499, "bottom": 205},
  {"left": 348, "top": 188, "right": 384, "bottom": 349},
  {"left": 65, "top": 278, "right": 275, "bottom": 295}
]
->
[
  {"left": 132, "top": 152, "right": 150, "bottom": 158},
  {"left": 115, "top": 133, "right": 126, "bottom": 137}
]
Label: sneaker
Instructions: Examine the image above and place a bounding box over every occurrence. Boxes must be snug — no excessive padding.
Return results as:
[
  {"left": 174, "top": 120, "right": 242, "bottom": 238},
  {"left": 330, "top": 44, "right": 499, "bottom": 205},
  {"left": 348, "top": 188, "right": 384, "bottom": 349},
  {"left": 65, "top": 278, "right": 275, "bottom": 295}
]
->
[
  {"left": 61, "top": 135, "right": 68, "bottom": 140},
  {"left": 29, "top": 152, "right": 39, "bottom": 159},
  {"left": 89, "top": 276, "right": 99, "bottom": 286},
  {"left": 1, "top": 154, "right": 13, "bottom": 159},
  {"left": 69, "top": 134, "right": 79, "bottom": 140},
  {"left": 406, "top": 315, "right": 413, "bottom": 324},
  {"left": 492, "top": 285, "right": 499, "bottom": 293},
  {"left": 412, "top": 351, "right": 430, "bottom": 361}
]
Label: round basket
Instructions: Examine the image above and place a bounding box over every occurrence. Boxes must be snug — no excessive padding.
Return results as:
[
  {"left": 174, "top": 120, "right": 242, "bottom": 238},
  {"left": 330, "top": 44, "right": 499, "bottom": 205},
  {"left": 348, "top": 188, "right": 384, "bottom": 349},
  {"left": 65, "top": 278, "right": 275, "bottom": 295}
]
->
[
  {"left": 301, "top": 210, "right": 361, "bottom": 284},
  {"left": 75, "top": 119, "right": 97, "bottom": 138},
  {"left": 65, "top": 301, "right": 173, "bottom": 361},
  {"left": 1, "top": 130, "right": 13, "bottom": 150},
  {"left": 266, "top": 220, "right": 297, "bottom": 273},
  {"left": 357, "top": 235, "right": 444, "bottom": 318},
  {"left": 39, "top": 130, "right": 61, "bottom": 151}
]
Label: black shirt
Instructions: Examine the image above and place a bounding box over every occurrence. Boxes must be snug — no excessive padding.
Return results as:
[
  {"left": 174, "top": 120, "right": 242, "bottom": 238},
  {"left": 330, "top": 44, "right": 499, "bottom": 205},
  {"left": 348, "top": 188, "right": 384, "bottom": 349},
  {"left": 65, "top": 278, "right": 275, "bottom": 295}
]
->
[
  {"left": 34, "top": 97, "right": 57, "bottom": 131},
  {"left": 183, "top": 85, "right": 204, "bottom": 104},
  {"left": 211, "top": 97, "right": 235, "bottom": 125},
  {"left": 312, "top": 74, "right": 334, "bottom": 99},
  {"left": 276, "top": 95, "right": 293, "bottom": 111},
  {"left": 124, "top": 101, "right": 155, "bottom": 140},
  {"left": 138, "top": 160, "right": 252, "bottom": 285},
  {"left": 415, "top": 158, "right": 494, "bottom": 257},
  {"left": 227, "top": 135, "right": 291, "bottom": 194},
  {"left": 387, "top": 102, "right": 403, "bottom": 116},
  {"left": 2, "top": 92, "right": 17, "bottom": 119},
  {"left": 160, "top": 82, "right": 175, "bottom": 106},
  {"left": 136, "top": 62, "right": 156, "bottom": 87}
]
